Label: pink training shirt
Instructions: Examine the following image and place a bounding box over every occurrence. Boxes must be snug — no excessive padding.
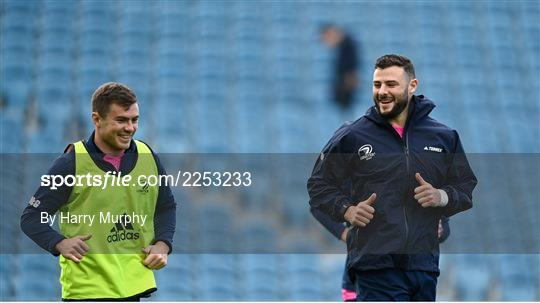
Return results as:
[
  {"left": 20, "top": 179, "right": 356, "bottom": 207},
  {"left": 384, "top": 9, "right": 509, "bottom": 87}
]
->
[
  {"left": 392, "top": 124, "right": 404, "bottom": 138},
  {"left": 103, "top": 152, "right": 124, "bottom": 171},
  {"left": 341, "top": 288, "right": 357, "bottom": 301}
]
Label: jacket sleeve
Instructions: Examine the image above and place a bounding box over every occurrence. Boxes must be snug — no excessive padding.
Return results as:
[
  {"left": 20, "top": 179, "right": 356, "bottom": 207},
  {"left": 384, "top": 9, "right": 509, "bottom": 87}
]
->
[
  {"left": 20, "top": 152, "right": 74, "bottom": 256},
  {"left": 441, "top": 131, "right": 478, "bottom": 217},
  {"left": 307, "top": 133, "right": 356, "bottom": 222},
  {"left": 310, "top": 206, "right": 347, "bottom": 240},
  {"left": 151, "top": 152, "right": 177, "bottom": 254}
]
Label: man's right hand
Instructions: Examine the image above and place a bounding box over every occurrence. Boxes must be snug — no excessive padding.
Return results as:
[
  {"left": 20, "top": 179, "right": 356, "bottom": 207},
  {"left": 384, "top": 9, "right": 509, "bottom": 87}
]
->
[
  {"left": 344, "top": 193, "right": 377, "bottom": 227},
  {"left": 55, "top": 235, "right": 92, "bottom": 263}
]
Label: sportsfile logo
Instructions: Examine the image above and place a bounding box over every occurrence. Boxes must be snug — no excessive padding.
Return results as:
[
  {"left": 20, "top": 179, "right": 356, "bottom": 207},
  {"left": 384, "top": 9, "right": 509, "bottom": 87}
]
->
[
  {"left": 107, "top": 214, "right": 140, "bottom": 243},
  {"left": 358, "top": 144, "right": 376, "bottom": 161}
]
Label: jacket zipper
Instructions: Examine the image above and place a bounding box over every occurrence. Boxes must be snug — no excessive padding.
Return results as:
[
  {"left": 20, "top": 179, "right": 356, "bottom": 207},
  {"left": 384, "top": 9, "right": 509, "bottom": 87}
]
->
[
  {"left": 387, "top": 123, "right": 411, "bottom": 250},
  {"left": 403, "top": 133, "right": 410, "bottom": 250}
]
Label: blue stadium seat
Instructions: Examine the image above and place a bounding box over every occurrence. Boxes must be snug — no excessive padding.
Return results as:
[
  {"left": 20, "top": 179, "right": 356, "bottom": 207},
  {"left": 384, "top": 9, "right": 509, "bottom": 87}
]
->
[
  {"left": 242, "top": 272, "right": 281, "bottom": 300},
  {"left": 41, "top": 11, "right": 75, "bottom": 40},
  {"left": 14, "top": 255, "right": 60, "bottom": 300},
  {"left": 241, "top": 255, "right": 282, "bottom": 301},
  {"left": 191, "top": 204, "right": 234, "bottom": 252},
  {"left": 14, "top": 278, "right": 60, "bottom": 301},
  {"left": 280, "top": 232, "right": 319, "bottom": 253},
  {"left": 1, "top": 51, "right": 34, "bottom": 109},
  {"left": 285, "top": 272, "right": 324, "bottom": 300},
  {"left": 498, "top": 254, "right": 539, "bottom": 300},
  {"left": 196, "top": 254, "right": 236, "bottom": 274},
  {"left": 452, "top": 254, "right": 492, "bottom": 300},
  {"left": 0, "top": 255, "right": 17, "bottom": 300},
  {"left": 240, "top": 254, "right": 279, "bottom": 274},
  {"left": 80, "top": 1, "right": 114, "bottom": 31},
  {"left": 279, "top": 188, "right": 311, "bottom": 227},
  {"left": 153, "top": 266, "right": 195, "bottom": 301},
  {"left": 0, "top": 275, "right": 13, "bottom": 300},
  {"left": 1, "top": 24, "right": 35, "bottom": 54},
  {"left": 40, "top": 30, "right": 75, "bottom": 54},
  {"left": 118, "top": 11, "right": 151, "bottom": 36},
  {"left": 3, "top": 0, "right": 38, "bottom": 13},
  {"left": 34, "top": 84, "right": 72, "bottom": 122},
  {"left": 39, "top": 61, "right": 72, "bottom": 88},
  {"left": 26, "top": 127, "right": 67, "bottom": 153},
  {"left": 234, "top": 217, "right": 279, "bottom": 253},
  {"left": 0, "top": 114, "right": 24, "bottom": 152},
  {"left": 196, "top": 264, "right": 238, "bottom": 300}
]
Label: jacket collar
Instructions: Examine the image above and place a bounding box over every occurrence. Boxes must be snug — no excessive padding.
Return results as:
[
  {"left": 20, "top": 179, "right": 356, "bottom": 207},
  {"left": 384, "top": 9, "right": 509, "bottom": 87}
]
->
[{"left": 364, "top": 95, "right": 435, "bottom": 127}]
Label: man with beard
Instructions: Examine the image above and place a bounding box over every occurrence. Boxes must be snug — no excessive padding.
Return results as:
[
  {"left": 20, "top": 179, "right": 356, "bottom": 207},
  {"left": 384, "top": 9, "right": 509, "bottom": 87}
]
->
[{"left": 307, "top": 54, "right": 477, "bottom": 301}]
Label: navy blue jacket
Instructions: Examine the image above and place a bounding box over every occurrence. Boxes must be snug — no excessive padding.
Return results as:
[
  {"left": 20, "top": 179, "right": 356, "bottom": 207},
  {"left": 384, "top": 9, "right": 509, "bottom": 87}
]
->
[
  {"left": 307, "top": 95, "right": 476, "bottom": 273},
  {"left": 20, "top": 132, "right": 177, "bottom": 255}
]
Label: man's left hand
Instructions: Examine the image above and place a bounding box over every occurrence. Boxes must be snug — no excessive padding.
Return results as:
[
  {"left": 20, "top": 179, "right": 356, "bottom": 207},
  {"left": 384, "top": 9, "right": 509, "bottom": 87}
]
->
[
  {"left": 142, "top": 241, "right": 169, "bottom": 270},
  {"left": 414, "top": 173, "right": 447, "bottom": 207}
]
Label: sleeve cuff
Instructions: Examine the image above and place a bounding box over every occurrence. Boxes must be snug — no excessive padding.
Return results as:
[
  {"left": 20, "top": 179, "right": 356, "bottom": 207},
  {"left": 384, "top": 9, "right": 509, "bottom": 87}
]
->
[
  {"left": 438, "top": 189, "right": 449, "bottom": 207},
  {"left": 153, "top": 239, "right": 173, "bottom": 254},
  {"left": 49, "top": 235, "right": 66, "bottom": 257},
  {"left": 337, "top": 202, "right": 353, "bottom": 222}
]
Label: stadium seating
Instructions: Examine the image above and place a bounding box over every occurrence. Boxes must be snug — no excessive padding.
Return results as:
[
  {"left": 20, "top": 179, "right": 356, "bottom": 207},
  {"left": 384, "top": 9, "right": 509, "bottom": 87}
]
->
[
  {"left": 239, "top": 254, "right": 282, "bottom": 300},
  {"left": 452, "top": 254, "right": 492, "bottom": 300},
  {"left": 498, "top": 254, "right": 540, "bottom": 300},
  {"left": 1, "top": 0, "right": 538, "bottom": 301}
]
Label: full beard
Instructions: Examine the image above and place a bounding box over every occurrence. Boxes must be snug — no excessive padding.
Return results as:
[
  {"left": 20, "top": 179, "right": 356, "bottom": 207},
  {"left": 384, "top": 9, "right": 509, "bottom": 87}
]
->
[{"left": 373, "top": 88, "right": 409, "bottom": 120}]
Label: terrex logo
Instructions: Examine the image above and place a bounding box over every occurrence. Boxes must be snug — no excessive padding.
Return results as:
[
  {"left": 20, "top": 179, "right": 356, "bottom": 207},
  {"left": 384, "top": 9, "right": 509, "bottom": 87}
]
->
[
  {"left": 358, "top": 144, "right": 376, "bottom": 161},
  {"left": 137, "top": 182, "right": 149, "bottom": 194},
  {"left": 107, "top": 214, "right": 140, "bottom": 243},
  {"left": 424, "top": 146, "right": 443, "bottom": 153}
]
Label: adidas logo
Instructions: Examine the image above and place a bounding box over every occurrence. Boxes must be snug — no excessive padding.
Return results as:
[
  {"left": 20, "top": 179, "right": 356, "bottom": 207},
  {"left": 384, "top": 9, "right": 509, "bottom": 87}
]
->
[{"left": 106, "top": 215, "right": 140, "bottom": 243}]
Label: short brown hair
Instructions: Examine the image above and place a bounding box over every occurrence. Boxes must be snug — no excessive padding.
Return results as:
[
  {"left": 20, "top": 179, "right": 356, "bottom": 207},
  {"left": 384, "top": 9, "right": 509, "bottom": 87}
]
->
[
  {"left": 91, "top": 82, "right": 137, "bottom": 117},
  {"left": 375, "top": 54, "right": 416, "bottom": 79}
]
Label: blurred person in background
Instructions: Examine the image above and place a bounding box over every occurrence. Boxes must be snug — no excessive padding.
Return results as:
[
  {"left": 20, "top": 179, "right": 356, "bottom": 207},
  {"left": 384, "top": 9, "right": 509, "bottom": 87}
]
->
[
  {"left": 20, "top": 82, "right": 176, "bottom": 301},
  {"left": 308, "top": 54, "right": 476, "bottom": 301},
  {"left": 320, "top": 24, "right": 360, "bottom": 117}
]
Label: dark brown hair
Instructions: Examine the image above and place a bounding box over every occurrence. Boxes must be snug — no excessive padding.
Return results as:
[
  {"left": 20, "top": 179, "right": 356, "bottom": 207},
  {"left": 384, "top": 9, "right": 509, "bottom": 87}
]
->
[
  {"left": 375, "top": 54, "right": 416, "bottom": 79},
  {"left": 91, "top": 82, "right": 137, "bottom": 117}
]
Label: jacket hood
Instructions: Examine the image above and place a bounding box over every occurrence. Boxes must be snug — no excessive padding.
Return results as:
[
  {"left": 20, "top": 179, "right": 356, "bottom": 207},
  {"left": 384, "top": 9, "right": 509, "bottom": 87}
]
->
[{"left": 365, "top": 95, "right": 436, "bottom": 126}]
